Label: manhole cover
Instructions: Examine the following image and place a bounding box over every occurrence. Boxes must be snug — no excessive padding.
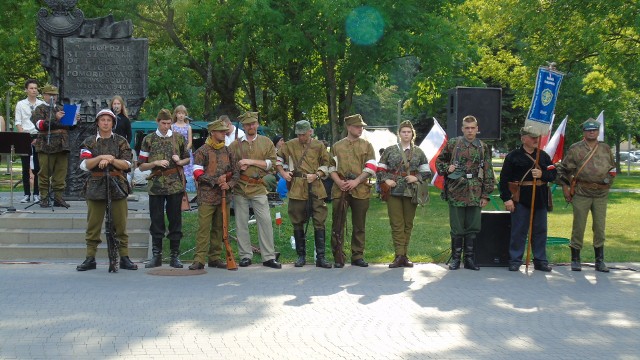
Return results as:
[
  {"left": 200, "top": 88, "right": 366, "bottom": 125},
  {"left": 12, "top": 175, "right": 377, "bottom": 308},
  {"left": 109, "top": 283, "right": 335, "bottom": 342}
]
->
[{"left": 147, "top": 268, "right": 206, "bottom": 276}]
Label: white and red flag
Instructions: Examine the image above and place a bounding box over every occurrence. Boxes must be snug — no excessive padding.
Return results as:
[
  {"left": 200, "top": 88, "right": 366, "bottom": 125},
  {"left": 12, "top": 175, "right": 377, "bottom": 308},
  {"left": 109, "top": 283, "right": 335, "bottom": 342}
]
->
[
  {"left": 419, "top": 118, "right": 448, "bottom": 190},
  {"left": 543, "top": 115, "right": 567, "bottom": 163},
  {"left": 275, "top": 212, "right": 282, "bottom": 226},
  {"left": 596, "top": 110, "right": 605, "bottom": 141},
  {"left": 538, "top": 114, "right": 555, "bottom": 150}
]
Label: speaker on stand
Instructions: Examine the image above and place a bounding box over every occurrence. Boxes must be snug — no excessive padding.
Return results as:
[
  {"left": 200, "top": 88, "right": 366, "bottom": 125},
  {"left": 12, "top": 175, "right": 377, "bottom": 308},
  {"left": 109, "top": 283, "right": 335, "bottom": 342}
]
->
[{"left": 446, "top": 87, "right": 502, "bottom": 140}]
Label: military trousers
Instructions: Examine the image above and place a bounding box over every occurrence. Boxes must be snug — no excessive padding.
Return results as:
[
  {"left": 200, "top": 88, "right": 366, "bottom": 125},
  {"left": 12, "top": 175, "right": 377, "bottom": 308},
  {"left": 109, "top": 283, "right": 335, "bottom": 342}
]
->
[
  {"left": 448, "top": 205, "right": 481, "bottom": 236},
  {"left": 85, "top": 198, "right": 129, "bottom": 257},
  {"left": 38, "top": 151, "right": 68, "bottom": 196},
  {"left": 233, "top": 194, "right": 277, "bottom": 261},
  {"left": 330, "top": 194, "right": 369, "bottom": 262},
  {"left": 149, "top": 193, "right": 183, "bottom": 243},
  {"left": 571, "top": 194, "right": 608, "bottom": 249},
  {"left": 193, "top": 203, "right": 227, "bottom": 264},
  {"left": 288, "top": 197, "right": 327, "bottom": 231},
  {"left": 386, "top": 195, "right": 418, "bottom": 256}
]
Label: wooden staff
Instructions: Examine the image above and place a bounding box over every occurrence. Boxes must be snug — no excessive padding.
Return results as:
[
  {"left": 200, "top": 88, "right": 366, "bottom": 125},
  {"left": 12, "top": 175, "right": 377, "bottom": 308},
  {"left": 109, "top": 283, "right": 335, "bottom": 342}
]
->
[
  {"left": 221, "top": 188, "right": 238, "bottom": 271},
  {"left": 525, "top": 146, "right": 541, "bottom": 273}
]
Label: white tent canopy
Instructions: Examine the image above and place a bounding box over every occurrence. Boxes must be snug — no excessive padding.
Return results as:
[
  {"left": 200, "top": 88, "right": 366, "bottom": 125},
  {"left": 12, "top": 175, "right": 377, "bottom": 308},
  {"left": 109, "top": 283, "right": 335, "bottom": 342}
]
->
[{"left": 361, "top": 128, "right": 398, "bottom": 161}]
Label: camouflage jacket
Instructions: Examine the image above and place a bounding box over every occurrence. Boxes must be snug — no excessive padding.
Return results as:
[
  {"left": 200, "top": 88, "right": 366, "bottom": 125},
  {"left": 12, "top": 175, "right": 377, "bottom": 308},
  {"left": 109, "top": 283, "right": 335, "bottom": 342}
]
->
[
  {"left": 435, "top": 137, "right": 495, "bottom": 207},
  {"left": 193, "top": 142, "right": 238, "bottom": 206},
  {"left": 276, "top": 138, "right": 331, "bottom": 200},
  {"left": 329, "top": 137, "right": 377, "bottom": 200},
  {"left": 139, "top": 131, "right": 189, "bottom": 196},
  {"left": 555, "top": 140, "right": 615, "bottom": 198},
  {"left": 31, "top": 103, "right": 70, "bottom": 154},
  {"left": 80, "top": 133, "right": 132, "bottom": 201},
  {"left": 378, "top": 144, "right": 431, "bottom": 198}
]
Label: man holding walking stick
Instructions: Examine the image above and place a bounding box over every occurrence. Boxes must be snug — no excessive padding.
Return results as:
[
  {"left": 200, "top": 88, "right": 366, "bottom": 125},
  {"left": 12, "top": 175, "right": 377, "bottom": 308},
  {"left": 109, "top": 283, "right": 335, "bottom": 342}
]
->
[
  {"left": 189, "top": 120, "right": 238, "bottom": 270},
  {"left": 276, "top": 120, "right": 332, "bottom": 269}
]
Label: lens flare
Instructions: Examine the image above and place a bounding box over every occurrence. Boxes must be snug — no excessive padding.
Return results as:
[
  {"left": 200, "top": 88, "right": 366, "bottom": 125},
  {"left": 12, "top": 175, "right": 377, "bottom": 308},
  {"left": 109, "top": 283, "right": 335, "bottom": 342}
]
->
[{"left": 346, "top": 6, "right": 384, "bottom": 46}]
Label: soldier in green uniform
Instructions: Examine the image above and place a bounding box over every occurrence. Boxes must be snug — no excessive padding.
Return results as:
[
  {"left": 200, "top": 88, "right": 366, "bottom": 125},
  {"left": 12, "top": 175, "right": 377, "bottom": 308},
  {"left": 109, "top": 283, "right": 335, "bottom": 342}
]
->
[
  {"left": 188, "top": 120, "right": 238, "bottom": 270},
  {"left": 138, "top": 109, "right": 191, "bottom": 269},
  {"left": 378, "top": 120, "right": 431, "bottom": 268},
  {"left": 76, "top": 109, "right": 137, "bottom": 271},
  {"left": 30, "top": 84, "right": 70, "bottom": 208},
  {"left": 556, "top": 119, "right": 616, "bottom": 272},
  {"left": 229, "top": 112, "right": 282, "bottom": 269},
  {"left": 276, "top": 120, "right": 332, "bottom": 269},
  {"left": 329, "top": 114, "right": 377, "bottom": 268},
  {"left": 436, "top": 115, "right": 495, "bottom": 271}
]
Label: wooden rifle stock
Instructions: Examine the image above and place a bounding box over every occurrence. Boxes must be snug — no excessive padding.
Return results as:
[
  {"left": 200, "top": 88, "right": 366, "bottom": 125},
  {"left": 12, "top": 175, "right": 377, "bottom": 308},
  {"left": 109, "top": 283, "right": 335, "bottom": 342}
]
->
[
  {"left": 331, "top": 190, "right": 348, "bottom": 265},
  {"left": 105, "top": 166, "right": 119, "bottom": 273},
  {"left": 221, "top": 188, "right": 238, "bottom": 271}
]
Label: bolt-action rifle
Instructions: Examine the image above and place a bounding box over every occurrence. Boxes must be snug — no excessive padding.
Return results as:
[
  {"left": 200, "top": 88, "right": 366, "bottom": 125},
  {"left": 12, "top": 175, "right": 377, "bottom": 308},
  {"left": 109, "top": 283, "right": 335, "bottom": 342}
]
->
[{"left": 105, "top": 166, "right": 119, "bottom": 273}]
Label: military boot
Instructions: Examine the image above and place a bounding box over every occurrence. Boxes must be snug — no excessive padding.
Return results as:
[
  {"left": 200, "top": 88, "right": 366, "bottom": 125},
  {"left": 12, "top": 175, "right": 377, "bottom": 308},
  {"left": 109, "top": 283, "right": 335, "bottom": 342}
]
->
[
  {"left": 53, "top": 193, "right": 70, "bottom": 208},
  {"left": 314, "top": 229, "right": 332, "bottom": 269},
  {"left": 594, "top": 246, "right": 609, "bottom": 273},
  {"left": 169, "top": 240, "right": 183, "bottom": 268},
  {"left": 570, "top": 246, "right": 581, "bottom": 271},
  {"left": 463, "top": 234, "right": 480, "bottom": 271},
  {"left": 145, "top": 238, "right": 163, "bottom": 268},
  {"left": 293, "top": 229, "right": 306, "bottom": 267},
  {"left": 39, "top": 194, "right": 50, "bottom": 208},
  {"left": 76, "top": 256, "right": 96, "bottom": 271},
  {"left": 448, "top": 236, "right": 464, "bottom": 270},
  {"left": 120, "top": 256, "right": 138, "bottom": 270}
]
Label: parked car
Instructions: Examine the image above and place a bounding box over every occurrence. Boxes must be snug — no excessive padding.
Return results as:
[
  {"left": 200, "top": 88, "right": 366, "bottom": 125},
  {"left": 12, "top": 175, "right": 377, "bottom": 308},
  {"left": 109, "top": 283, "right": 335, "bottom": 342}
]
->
[{"left": 617, "top": 151, "right": 638, "bottom": 163}]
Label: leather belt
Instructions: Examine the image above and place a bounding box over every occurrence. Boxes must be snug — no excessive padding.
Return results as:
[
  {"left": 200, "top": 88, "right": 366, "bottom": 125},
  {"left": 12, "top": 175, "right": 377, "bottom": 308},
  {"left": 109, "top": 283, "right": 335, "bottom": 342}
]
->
[
  {"left": 577, "top": 181, "right": 610, "bottom": 190},
  {"left": 240, "top": 174, "right": 264, "bottom": 184},
  {"left": 520, "top": 181, "right": 547, "bottom": 186},
  {"left": 398, "top": 171, "right": 417, "bottom": 177},
  {"left": 147, "top": 167, "right": 179, "bottom": 180},
  {"left": 40, "top": 129, "right": 67, "bottom": 134},
  {"left": 92, "top": 170, "right": 124, "bottom": 177}
]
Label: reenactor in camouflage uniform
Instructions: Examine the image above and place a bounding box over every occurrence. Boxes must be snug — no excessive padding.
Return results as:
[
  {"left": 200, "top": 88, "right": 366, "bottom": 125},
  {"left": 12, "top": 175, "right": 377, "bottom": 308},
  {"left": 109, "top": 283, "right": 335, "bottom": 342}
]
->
[
  {"left": 138, "top": 109, "right": 190, "bottom": 269},
  {"left": 556, "top": 119, "right": 616, "bottom": 272},
  {"left": 188, "top": 120, "right": 238, "bottom": 270},
  {"left": 76, "top": 109, "right": 137, "bottom": 271},
  {"left": 329, "top": 114, "right": 377, "bottom": 268},
  {"left": 378, "top": 120, "right": 431, "bottom": 268},
  {"left": 276, "top": 120, "right": 332, "bottom": 269},
  {"left": 30, "top": 84, "right": 70, "bottom": 208},
  {"left": 229, "top": 112, "right": 282, "bottom": 269},
  {"left": 436, "top": 115, "right": 495, "bottom": 271}
]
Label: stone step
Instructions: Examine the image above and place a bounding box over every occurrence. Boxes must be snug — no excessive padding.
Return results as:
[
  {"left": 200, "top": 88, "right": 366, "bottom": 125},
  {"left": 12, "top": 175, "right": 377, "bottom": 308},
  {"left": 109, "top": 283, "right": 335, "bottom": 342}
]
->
[
  {"left": 0, "top": 243, "right": 148, "bottom": 261},
  {"left": 1, "top": 228, "right": 150, "bottom": 244},
  {"left": 0, "top": 213, "right": 151, "bottom": 229}
]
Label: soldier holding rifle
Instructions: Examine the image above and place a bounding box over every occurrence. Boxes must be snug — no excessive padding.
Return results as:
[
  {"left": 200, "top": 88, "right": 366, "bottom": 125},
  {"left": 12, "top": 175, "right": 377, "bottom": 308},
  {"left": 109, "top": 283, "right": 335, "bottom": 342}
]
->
[
  {"left": 329, "top": 114, "right": 377, "bottom": 268},
  {"left": 276, "top": 120, "right": 332, "bottom": 269},
  {"left": 188, "top": 119, "right": 238, "bottom": 270},
  {"left": 76, "top": 109, "right": 136, "bottom": 271}
]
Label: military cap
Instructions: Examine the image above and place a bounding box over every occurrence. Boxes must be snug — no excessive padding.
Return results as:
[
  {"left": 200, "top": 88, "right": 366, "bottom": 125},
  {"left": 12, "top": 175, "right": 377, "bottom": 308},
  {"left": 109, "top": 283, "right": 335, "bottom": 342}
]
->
[
  {"left": 582, "top": 118, "right": 600, "bottom": 131},
  {"left": 41, "top": 84, "right": 58, "bottom": 95},
  {"left": 520, "top": 125, "right": 541, "bottom": 137},
  {"left": 207, "top": 119, "right": 229, "bottom": 132},
  {"left": 295, "top": 120, "right": 312, "bottom": 135},
  {"left": 95, "top": 109, "right": 116, "bottom": 121},
  {"left": 157, "top": 109, "right": 172, "bottom": 121},
  {"left": 238, "top": 111, "right": 259, "bottom": 124},
  {"left": 344, "top": 114, "right": 367, "bottom": 127}
]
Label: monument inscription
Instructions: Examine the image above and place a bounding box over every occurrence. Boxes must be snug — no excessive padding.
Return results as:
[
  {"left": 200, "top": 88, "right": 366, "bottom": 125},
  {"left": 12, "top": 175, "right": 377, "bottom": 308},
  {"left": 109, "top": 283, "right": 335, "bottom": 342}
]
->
[{"left": 64, "top": 38, "right": 148, "bottom": 100}]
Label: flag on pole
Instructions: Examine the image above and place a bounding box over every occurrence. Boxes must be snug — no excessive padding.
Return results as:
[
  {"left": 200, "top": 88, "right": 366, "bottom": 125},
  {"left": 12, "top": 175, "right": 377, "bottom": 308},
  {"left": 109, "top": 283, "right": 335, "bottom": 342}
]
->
[
  {"left": 543, "top": 116, "right": 567, "bottom": 163},
  {"left": 525, "top": 67, "right": 564, "bottom": 136},
  {"left": 596, "top": 110, "right": 605, "bottom": 141},
  {"left": 538, "top": 114, "right": 555, "bottom": 150},
  {"left": 275, "top": 212, "right": 282, "bottom": 226},
  {"left": 419, "top": 118, "right": 448, "bottom": 190}
]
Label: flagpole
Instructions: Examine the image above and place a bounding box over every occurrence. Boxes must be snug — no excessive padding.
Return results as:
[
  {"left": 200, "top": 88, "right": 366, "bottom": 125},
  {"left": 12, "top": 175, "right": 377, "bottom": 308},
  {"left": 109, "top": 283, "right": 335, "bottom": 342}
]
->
[{"left": 525, "top": 146, "right": 541, "bottom": 274}]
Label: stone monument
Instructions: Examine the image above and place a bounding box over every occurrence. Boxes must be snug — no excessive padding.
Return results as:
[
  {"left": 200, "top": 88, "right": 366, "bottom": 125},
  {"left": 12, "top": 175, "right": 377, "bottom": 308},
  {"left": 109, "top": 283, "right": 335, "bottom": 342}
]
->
[{"left": 36, "top": 0, "right": 148, "bottom": 198}]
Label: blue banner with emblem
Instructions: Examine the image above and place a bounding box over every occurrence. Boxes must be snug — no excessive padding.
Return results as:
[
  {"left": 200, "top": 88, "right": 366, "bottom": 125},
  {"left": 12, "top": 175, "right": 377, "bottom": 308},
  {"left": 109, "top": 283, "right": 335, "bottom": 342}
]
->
[{"left": 526, "top": 67, "right": 564, "bottom": 125}]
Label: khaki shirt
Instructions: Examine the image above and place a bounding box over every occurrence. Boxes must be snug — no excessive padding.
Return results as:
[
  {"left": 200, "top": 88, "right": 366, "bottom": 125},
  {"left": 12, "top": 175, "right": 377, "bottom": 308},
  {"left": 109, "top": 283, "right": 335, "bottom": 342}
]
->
[
  {"left": 277, "top": 138, "right": 331, "bottom": 200},
  {"left": 556, "top": 140, "right": 615, "bottom": 198},
  {"left": 329, "top": 137, "right": 377, "bottom": 200},
  {"left": 229, "top": 134, "right": 276, "bottom": 198}
]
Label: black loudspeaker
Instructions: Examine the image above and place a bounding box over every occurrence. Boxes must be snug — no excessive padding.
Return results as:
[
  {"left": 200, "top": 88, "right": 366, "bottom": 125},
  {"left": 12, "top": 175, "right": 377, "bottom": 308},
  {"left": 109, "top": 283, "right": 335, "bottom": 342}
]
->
[
  {"left": 446, "top": 87, "right": 502, "bottom": 140},
  {"left": 475, "top": 211, "right": 511, "bottom": 267}
]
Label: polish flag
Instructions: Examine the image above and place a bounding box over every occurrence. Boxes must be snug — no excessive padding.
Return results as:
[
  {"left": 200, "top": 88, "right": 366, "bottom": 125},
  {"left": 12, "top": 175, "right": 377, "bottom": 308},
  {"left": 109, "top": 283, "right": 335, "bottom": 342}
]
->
[
  {"left": 275, "top": 212, "right": 282, "bottom": 226},
  {"left": 419, "top": 118, "right": 448, "bottom": 190},
  {"left": 596, "top": 110, "right": 605, "bottom": 142},
  {"left": 543, "top": 116, "right": 567, "bottom": 163},
  {"left": 538, "top": 114, "right": 555, "bottom": 150}
]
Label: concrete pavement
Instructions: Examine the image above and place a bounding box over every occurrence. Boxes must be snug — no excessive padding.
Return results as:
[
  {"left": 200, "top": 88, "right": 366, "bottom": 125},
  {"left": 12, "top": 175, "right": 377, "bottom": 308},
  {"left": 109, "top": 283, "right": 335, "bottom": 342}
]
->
[{"left": 0, "top": 261, "right": 638, "bottom": 359}]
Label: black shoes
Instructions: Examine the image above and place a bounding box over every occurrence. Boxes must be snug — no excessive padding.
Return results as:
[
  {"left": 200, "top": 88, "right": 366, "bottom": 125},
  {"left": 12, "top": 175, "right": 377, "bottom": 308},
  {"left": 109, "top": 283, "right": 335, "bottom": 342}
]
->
[
  {"left": 351, "top": 259, "right": 369, "bottom": 267},
  {"left": 334, "top": 263, "right": 345, "bottom": 268},
  {"left": 189, "top": 262, "right": 204, "bottom": 270},
  {"left": 145, "top": 255, "right": 162, "bottom": 268},
  {"left": 294, "top": 255, "right": 306, "bottom": 267},
  {"left": 76, "top": 257, "right": 96, "bottom": 271},
  {"left": 120, "top": 256, "right": 138, "bottom": 270},
  {"left": 315, "top": 258, "right": 332, "bottom": 269},
  {"left": 508, "top": 264, "right": 520, "bottom": 271},
  {"left": 534, "top": 263, "right": 552, "bottom": 272},
  {"left": 389, "top": 255, "right": 403, "bottom": 268},
  {"left": 208, "top": 259, "right": 227, "bottom": 269},
  {"left": 262, "top": 259, "right": 282, "bottom": 269},
  {"left": 239, "top": 258, "right": 252, "bottom": 267}
]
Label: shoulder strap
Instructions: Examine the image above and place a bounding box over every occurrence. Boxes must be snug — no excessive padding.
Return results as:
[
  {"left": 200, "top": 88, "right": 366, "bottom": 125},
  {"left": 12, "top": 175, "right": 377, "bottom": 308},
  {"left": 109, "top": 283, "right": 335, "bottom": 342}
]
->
[
  {"left": 293, "top": 141, "right": 311, "bottom": 171},
  {"left": 575, "top": 143, "right": 599, "bottom": 179}
]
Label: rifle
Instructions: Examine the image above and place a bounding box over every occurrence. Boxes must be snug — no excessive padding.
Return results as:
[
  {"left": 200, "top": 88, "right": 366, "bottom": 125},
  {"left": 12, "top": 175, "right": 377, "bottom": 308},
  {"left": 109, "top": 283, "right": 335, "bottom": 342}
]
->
[
  {"left": 304, "top": 180, "right": 313, "bottom": 236},
  {"left": 105, "top": 166, "right": 119, "bottom": 273},
  {"left": 331, "top": 173, "right": 354, "bottom": 265},
  {"left": 221, "top": 188, "right": 238, "bottom": 271}
]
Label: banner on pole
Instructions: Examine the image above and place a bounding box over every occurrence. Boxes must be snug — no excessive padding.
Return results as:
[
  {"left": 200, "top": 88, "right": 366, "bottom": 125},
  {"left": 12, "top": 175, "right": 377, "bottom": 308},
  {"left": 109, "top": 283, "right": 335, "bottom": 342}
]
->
[{"left": 525, "top": 67, "right": 564, "bottom": 135}]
